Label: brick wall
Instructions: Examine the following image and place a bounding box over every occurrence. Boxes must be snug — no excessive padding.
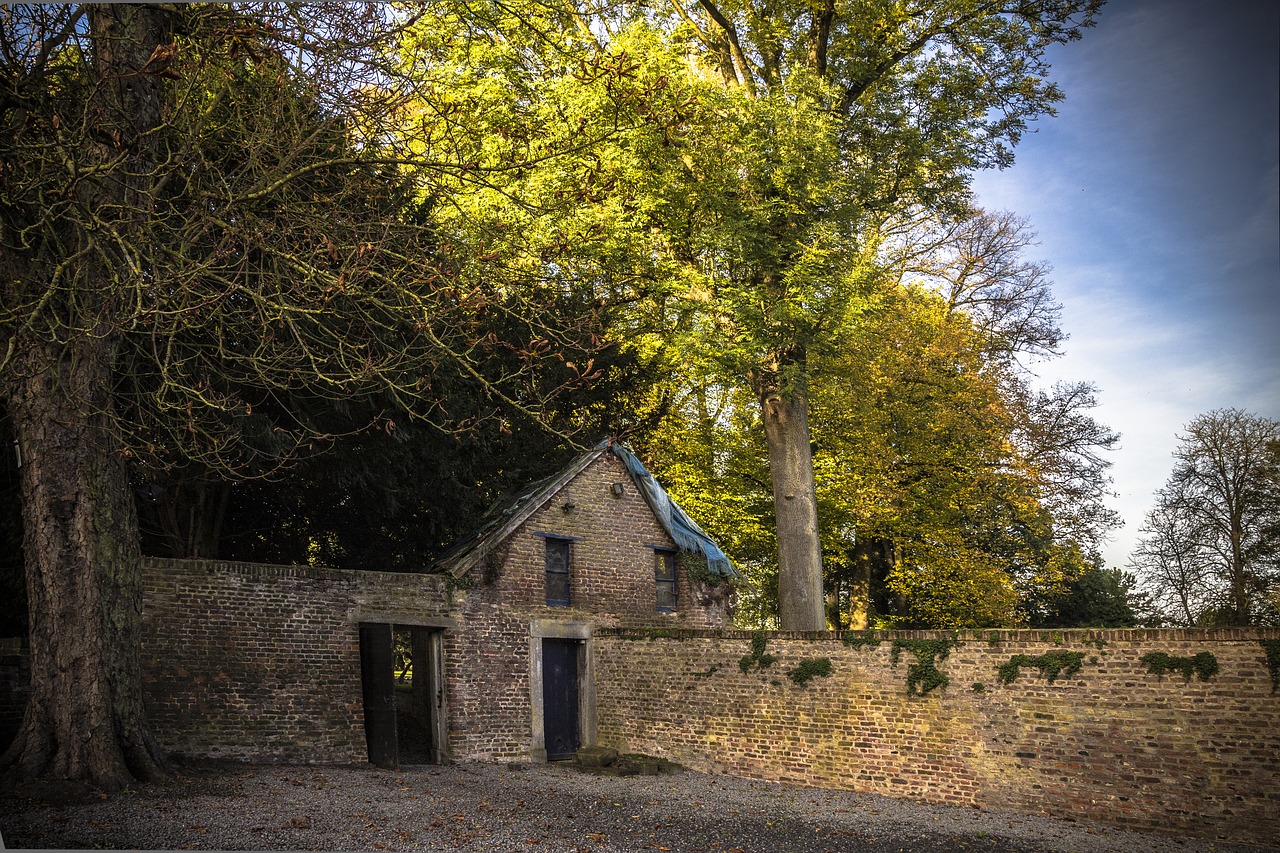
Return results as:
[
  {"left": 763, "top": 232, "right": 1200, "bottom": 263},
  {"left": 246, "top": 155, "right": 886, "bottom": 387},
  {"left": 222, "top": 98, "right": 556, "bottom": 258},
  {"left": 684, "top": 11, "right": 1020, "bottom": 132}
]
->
[
  {"left": 444, "top": 452, "right": 732, "bottom": 760},
  {"left": 11, "top": 550, "right": 1279, "bottom": 844},
  {"left": 138, "top": 457, "right": 734, "bottom": 765},
  {"left": 140, "top": 557, "right": 452, "bottom": 763},
  {"left": 593, "top": 628, "right": 1280, "bottom": 845}
]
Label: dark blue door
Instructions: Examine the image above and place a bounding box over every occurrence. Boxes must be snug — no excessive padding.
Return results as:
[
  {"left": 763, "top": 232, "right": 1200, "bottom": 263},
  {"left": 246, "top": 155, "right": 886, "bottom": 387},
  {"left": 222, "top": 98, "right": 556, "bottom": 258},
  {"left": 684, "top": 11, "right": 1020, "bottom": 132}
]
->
[{"left": 542, "top": 639, "right": 580, "bottom": 760}]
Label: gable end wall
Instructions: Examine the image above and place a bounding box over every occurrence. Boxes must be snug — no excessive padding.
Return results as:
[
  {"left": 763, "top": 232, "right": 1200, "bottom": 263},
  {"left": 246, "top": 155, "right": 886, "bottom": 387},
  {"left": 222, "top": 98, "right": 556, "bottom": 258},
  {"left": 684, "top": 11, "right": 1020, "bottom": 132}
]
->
[{"left": 445, "top": 452, "right": 731, "bottom": 760}]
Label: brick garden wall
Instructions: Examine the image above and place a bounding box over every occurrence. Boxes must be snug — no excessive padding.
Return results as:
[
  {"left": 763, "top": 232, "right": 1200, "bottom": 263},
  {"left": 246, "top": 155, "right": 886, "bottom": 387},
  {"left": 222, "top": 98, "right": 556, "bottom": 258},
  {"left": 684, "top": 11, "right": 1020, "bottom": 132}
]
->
[
  {"left": 593, "top": 628, "right": 1280, "bottom": 845},
  {"left": 10, "top": 553, "right": 1279, "bottom": 844},
  {"left": 140, "top": 557, "right": 452, "bottom": 763}
]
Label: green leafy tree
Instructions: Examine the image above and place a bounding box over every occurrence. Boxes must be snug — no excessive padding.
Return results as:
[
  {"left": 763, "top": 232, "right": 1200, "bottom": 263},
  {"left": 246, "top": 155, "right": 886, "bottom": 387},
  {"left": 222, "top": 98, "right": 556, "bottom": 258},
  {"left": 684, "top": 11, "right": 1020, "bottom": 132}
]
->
[
  {"left": 1028, "top": 565, "right": 1139, "bottom": 628},
  {"left": 623, "top": 0, "right": 1104, "bottom": 628},
  {"left": 388, "top": 1, "right": 1105, "bottom": 629}
]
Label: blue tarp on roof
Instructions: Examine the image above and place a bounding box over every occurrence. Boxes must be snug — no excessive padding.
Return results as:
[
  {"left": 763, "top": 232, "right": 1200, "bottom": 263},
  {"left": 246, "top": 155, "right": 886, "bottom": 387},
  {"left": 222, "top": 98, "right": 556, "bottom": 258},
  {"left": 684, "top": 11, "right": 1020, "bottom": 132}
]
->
[{"left": 600, "top": 440, "right": 736, "bottom": 579}]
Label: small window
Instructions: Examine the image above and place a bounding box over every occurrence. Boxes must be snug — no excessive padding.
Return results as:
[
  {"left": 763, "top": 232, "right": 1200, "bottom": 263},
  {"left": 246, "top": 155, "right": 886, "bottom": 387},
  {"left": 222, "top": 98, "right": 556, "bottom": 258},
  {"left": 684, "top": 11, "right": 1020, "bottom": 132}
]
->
[
  {"left": 655, "top": 549, "right": 678, "bottom": 612},
  {"left": 545, "top": 538, "right": 571, "bottom": 606}
]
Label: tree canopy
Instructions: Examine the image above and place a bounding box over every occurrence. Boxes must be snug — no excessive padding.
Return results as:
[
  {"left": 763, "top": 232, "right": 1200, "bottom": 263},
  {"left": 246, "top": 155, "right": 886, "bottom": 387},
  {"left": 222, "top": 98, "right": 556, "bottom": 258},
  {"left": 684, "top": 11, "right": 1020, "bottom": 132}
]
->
[
  {"left": 392, "top": 0, "right": 1106, "bottom": 628},
  {"left": 1131, "top": 409, "right": 1280, "bottom": 626},
  {"left": 0, "top": 0, "right": 1126, "bottom": 789}
]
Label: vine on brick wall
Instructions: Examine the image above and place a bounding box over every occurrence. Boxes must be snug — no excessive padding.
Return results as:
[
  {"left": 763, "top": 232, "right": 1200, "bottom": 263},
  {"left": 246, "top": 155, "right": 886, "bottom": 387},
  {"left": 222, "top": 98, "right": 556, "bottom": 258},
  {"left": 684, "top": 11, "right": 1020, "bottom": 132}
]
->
[
  {"left": 442, "top": 571, "right": 474, "bottom": 606},
  {"left": 842, "top": 632, "right": 882, "bottom": 650},
  {"left": 997, "top": 651, "right": 1088, "bottom": 685},
  {"left": 1141, "top": 651, "right": 1219, "bottom": 683},
  {"left": 684, "top": 553, "right": 729, "bottom": 588},
  {"left": 740, "top": 630, "right": 776, "bottom": 673},
  {"left": 1261, "top": 640, "right": 1280, "bottom": 694},
  {"left": 890, "top": 638, "right": 953, "bottom": 696},
  {"left": 787, "top": 658, "right": 833, "bottom": 685}
]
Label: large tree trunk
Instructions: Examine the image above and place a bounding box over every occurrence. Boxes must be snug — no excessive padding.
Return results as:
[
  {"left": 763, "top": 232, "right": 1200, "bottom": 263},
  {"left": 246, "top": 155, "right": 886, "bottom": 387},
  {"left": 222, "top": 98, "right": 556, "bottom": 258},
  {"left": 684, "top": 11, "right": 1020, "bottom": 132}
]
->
[
  {"left": 758, "top": 370, "right": 825, "bottom": 631},
  {"left": 2, "top": 341, "right": 167, "bottom": 788},
  {"left": 0, "top": 4, "right": 172, "bottom": 789}
]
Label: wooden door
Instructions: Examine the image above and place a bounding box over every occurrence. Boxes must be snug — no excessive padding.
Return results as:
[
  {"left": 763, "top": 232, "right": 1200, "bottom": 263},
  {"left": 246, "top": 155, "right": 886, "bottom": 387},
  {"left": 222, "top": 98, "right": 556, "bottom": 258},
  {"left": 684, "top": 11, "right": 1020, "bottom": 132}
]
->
[
  {"left": 542, "top": 639, "right": 580, "bottom": 760},
  {"left": 396, "top": 626, "right": 446, "bottom": 764},
  {"left": 359, "top": 622, "right": 398, "bottom": 769}
]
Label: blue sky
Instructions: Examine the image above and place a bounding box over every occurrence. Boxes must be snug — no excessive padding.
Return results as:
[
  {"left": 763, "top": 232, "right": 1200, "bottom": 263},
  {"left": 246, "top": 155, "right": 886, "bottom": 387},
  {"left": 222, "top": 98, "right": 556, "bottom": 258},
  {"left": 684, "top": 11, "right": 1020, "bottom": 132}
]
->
[{"left": 971, "top": 0, "right": 1280, "bottom": 571}]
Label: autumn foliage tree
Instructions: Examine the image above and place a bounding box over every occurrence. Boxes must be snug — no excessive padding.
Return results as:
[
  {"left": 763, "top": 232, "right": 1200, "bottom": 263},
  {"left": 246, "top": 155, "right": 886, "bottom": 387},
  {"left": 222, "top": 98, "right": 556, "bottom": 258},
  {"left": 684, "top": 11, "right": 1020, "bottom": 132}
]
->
[
  {"left": 639, "top": 208, "right": 1121, "bottom": 630},
  {"left": 621, "top": 0, "right": 1105, "bottom": 629}
]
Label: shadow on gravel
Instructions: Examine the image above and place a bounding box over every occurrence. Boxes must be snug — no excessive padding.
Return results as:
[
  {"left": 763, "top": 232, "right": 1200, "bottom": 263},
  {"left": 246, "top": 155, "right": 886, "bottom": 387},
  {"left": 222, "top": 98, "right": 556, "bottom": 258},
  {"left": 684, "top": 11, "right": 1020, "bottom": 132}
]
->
[{"left": 0, "top": 760, "right": 1252, "bottom": 853}]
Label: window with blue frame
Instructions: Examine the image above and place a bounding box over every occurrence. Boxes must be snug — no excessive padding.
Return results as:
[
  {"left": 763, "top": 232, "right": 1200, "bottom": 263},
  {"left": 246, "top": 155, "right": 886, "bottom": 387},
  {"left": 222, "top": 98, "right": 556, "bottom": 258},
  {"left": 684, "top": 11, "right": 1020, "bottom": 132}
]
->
[
  {"left": 654, "top": 549, "right": 678, "bottom": 612},
  {"left": 544, "top": 537, "right": 571, "bottom": 606}
]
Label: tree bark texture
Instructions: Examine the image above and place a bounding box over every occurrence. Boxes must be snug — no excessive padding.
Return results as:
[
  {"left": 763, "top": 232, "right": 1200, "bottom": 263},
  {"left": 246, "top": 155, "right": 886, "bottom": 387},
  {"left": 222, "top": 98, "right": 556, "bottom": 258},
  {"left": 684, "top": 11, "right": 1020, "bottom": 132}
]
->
[
  {"left": 2, "top": 340, "right": 166, "bottom": 787},
  {"left": 759, "top": 381, "right": 825, "bottom": 631},
  {"left": 0, "top": 4, "right": 172, "bottom": 787}
]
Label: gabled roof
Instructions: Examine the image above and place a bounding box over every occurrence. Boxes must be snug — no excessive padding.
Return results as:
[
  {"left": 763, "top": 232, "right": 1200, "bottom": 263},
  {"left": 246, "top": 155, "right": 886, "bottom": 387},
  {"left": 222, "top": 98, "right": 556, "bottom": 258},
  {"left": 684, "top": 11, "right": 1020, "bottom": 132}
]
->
[{"left": 433, "top": 441, "right": 735, "bottom": 581}]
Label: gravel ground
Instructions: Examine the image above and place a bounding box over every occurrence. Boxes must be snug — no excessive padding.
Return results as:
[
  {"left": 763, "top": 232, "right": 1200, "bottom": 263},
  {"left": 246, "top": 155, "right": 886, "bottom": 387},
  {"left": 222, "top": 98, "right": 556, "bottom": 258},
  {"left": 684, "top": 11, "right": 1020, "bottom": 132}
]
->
[{"left": 0, "top": 760, "right": 1265, "bottom": 853}]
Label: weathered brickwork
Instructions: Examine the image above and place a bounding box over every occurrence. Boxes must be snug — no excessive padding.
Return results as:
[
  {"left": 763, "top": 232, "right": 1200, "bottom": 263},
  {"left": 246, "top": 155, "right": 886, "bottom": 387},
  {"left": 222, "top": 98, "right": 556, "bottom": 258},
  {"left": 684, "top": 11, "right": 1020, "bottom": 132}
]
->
[
  {"left": 140, "top": 557, "right": 452, "bottom": 763},
  {"left": 137, "top": 453, "right": 731, "bottom": 765},
  {"left": 444, "top": 451, "right": 730, "bottom": 760},
  {"left": 441, "top": 601, "right": 537, "bottom": 761},
  {"left": 593, "top": 628, "right": 1280, "bottom": 845}
]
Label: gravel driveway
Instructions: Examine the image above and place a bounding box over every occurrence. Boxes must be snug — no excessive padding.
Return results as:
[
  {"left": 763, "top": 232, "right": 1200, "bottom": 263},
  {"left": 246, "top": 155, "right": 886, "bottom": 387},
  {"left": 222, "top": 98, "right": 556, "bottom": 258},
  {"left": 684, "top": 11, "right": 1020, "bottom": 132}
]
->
[{"left": 0, "top": 760, "right": 1261, "bottom": 852}]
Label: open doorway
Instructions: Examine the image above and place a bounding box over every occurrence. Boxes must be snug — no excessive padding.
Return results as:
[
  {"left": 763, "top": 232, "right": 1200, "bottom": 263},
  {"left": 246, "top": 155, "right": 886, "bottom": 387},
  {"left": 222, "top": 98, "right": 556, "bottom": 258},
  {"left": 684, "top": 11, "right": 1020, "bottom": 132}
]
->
[{"left": 359, "top": 623, "right": 446, "bottom": 768}]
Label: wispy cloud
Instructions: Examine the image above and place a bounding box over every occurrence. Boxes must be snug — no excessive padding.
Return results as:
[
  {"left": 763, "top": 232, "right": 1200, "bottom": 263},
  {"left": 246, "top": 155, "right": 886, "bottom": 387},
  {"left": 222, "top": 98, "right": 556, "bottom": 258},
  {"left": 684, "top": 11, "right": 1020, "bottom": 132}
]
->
[{"left": 972, "top": 0, "right": 1280, "bottom": 570}]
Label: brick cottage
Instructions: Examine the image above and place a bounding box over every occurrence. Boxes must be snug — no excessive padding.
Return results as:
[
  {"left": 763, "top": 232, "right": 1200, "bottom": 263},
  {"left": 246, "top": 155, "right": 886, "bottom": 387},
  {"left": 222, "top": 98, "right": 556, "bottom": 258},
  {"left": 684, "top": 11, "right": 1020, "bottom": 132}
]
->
[{"left": 139, "top": 441, "right": 735, "bottom": 768}]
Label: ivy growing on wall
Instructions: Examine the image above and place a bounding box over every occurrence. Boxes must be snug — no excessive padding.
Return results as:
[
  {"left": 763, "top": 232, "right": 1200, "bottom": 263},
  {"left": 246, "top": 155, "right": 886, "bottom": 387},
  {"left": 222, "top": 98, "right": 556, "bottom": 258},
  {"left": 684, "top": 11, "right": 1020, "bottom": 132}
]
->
[
  {"left": 997, "top": 651, "right": 1088, "bottom": 685},
  {"left": 740, "top": 630, "right": 776, "bottom": 673},
  {"left": 890, "top": 638, "right": 953, "bottom": 696},
  {"left": 787, "top": 658, "right": 833, "bottom": 685},
  {"left": 842, "top": 632, "right": 882, "bottom": 651},
  {"left": 1261, "top": 639, "right": 1280, "bottom": 694},
  {"left": 1141, "top": 652, "right": 1219, "bottom": 683}
]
